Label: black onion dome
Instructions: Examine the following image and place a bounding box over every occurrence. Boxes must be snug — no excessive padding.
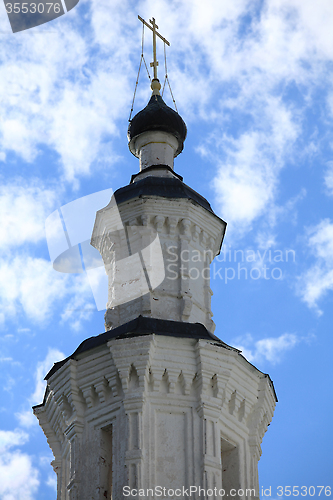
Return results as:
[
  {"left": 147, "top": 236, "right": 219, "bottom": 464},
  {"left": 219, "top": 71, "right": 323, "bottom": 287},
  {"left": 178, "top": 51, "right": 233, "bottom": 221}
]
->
[{"left": 128, "top": 94, "right": 187, "bottom": 156}]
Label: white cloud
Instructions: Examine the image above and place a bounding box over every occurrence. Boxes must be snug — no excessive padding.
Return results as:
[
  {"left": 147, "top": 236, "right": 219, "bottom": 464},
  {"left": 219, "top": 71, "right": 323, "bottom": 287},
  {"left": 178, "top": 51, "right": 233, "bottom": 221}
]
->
[
  {"left": 0, "top": 0, "right": 332, "bottom": 193},
  {"left": 298, "top": 267, "right": 333, "bottom": 315},
  {"left": 0, "top": 429, "right": 29, "bottom": 454},
  {"left": 0, "top": 181, "right": 57, "bottom": 250},
  {"left": 0, "top": 429, "right": 39, "bottom": 500},
  {"left": 187, "top": 5, "right": 307, "bottom": 237},
  {"left": 324, "top": 162, "right": 333, "bottom": 195},
  {"left": 46, "top": 473, "right": 57, "bottom": 491},
  {"left": 0, "top": 451, "right": 39, "bottom": 500},
  {"left": 0, "top": 253, "right": 94, "bottom": 326},
  {"left": 0, "top": 179, "right": 104, "bottom": 328},
  {"left": 150, "top": 0, "right": 333, "bottom": 238},
  {"left": 308, "top": 219, "right": 333, "bottom": 261},
  {"left": 60, "top": 295, "right": 95, "bottom": 332},
  {"left": 234, "top": 332, "right": 300, "bottom": 364},
  {"left": 296, "top": 219, "right": 333, "bottom": 313},
  {"left": 39, "top": 455, "right": 57, "bottom": 490},
  {"left": 16, "top": 348, "right": 65, "bottom": 428},
  {"left": 209, "top": 103, "right": 297, "bottom": 238},
  {"left": 15, "top": 410, "right": 37, "bottom": 429},
  {"left": 47, "top": 75, "right": 126, "bottom": 184},
  {"left": 0, "top": 4, "right": 133, "bottom": 184},
  {"left": 212, "top": 131, "right": 278, "bottom": 232},
  {"left": 255, "top": 232, "right": 277, "bottom": 251},
  {"left": 31, "top": 348, "right": 65, "bottom": 403},
  {"left": 0, "top": 356, "right": 21, "bottom": 369},
  {"left": 3, "top": 376, "right": 16, "bottom": 393},
  {"left": 151, "top": 0, "right": 333, "bottom": 112}
]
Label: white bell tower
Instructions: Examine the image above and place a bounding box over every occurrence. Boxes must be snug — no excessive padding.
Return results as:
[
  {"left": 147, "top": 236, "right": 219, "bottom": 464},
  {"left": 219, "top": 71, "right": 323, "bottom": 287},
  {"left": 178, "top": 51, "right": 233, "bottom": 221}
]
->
[{"left": 34, "top": 17, "right": 276, "bottom": 500}]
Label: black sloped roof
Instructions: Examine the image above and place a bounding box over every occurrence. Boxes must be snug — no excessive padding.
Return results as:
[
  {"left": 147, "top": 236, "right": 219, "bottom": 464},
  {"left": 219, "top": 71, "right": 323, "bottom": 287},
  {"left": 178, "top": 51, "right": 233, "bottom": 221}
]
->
[
  {"left": 44, "top": 316, "right": 235, "bottom": 381},
  {"left": 114, "top": 174, "right": 216, "bottom": 215}
]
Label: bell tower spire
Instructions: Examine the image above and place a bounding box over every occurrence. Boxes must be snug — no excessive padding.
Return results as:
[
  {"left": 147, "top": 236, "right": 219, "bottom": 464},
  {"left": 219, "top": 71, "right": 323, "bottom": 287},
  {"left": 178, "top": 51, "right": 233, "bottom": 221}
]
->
[{"left": 33, "top": 21, "right": 276, "bottom": 500}]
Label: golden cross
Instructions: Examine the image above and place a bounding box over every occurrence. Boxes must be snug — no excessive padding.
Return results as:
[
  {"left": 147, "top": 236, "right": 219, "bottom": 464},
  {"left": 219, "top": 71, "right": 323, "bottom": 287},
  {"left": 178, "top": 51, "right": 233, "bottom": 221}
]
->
[{"left": 138, "top": 15, "right": 170, "bottom": 81}]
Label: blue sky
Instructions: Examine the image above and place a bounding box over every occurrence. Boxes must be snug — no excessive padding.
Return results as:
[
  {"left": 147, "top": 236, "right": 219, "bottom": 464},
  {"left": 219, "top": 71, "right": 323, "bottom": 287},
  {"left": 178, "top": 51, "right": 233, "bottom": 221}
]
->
[{"left": 0, "top": 0, "right": 333, "bottom": 498}]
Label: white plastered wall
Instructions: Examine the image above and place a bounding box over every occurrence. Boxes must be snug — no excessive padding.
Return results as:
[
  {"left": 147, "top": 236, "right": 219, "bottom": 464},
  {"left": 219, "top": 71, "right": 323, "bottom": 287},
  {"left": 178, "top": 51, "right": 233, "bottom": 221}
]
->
[{"left": 34, "top": 335, "right": 276, "bottom": 500}]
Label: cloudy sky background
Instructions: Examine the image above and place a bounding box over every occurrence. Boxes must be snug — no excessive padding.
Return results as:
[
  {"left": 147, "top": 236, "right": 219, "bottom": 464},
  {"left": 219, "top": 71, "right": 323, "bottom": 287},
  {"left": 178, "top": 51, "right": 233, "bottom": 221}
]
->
[{"left": 0, "top": 0, "right": 332, "bottom": 498}]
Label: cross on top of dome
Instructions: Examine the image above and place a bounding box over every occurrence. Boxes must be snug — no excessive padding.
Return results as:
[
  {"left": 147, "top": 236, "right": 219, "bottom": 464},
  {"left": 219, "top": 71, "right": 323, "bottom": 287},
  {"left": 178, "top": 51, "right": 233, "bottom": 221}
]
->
[{"left": 138, "top": 15, "right": 170, "bottom": 95}]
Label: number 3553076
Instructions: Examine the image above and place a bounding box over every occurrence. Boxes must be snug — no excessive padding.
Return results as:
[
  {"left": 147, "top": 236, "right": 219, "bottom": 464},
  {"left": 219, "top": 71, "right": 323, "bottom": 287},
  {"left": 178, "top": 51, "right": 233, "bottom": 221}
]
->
[{"left": 5, "top": 3, "right": 61, "bottom": 14}]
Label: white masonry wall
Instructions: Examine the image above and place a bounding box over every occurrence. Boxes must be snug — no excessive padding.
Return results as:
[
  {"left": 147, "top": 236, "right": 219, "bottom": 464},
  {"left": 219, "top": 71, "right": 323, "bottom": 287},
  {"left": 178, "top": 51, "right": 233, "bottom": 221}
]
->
[
  {"left": 130, "top": 131, "right": 179, "bottom": 170},
  {"left": 91, "top": 192, "right": 226, "bottom": 333},
  {"left": 34, "top": 334, "right": 276, "bottom": 500}
]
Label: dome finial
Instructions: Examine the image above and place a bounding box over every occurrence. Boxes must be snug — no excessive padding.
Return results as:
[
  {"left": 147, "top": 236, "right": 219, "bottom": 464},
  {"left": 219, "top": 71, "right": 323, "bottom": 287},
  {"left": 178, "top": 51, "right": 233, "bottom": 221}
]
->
[{"left": 138, "top": 15, "right": 170, "bottom": 95}]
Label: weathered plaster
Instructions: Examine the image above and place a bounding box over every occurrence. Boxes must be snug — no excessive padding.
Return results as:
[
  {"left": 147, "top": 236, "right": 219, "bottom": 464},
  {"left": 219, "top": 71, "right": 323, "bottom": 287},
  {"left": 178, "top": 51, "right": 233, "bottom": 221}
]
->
[{"left": 34, "top": 335, "right": 276, "bottom": 500}]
